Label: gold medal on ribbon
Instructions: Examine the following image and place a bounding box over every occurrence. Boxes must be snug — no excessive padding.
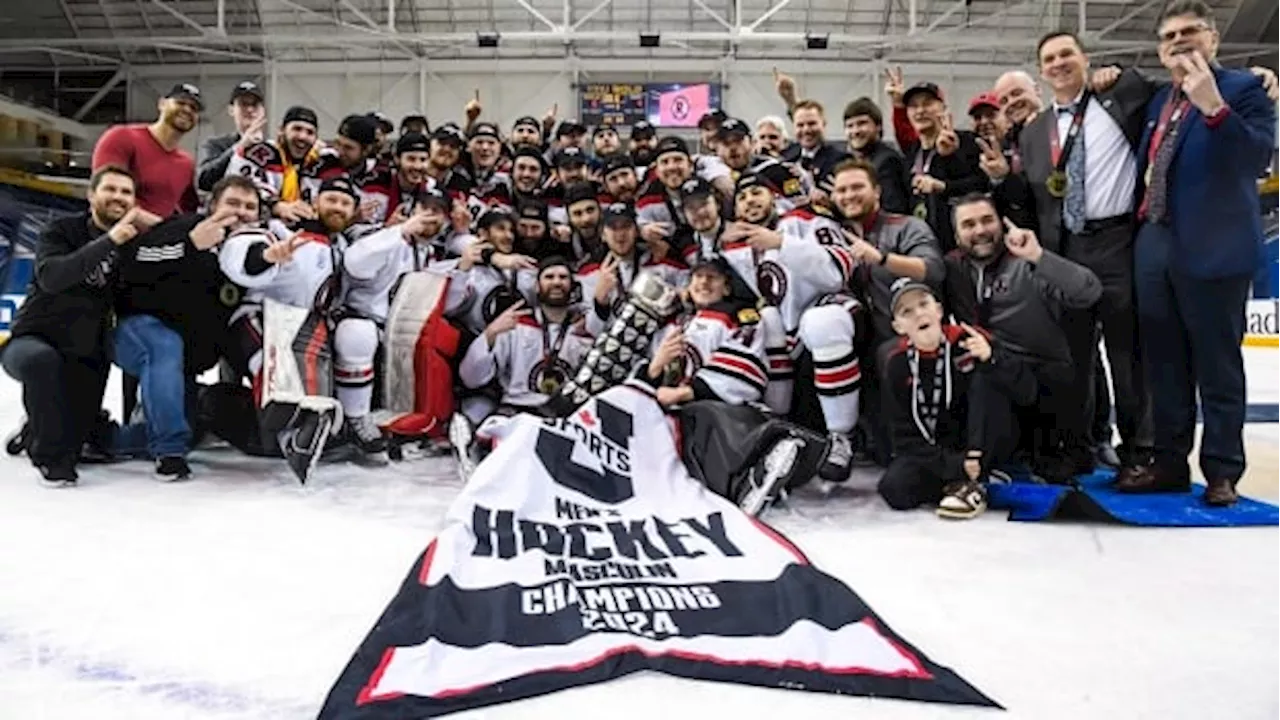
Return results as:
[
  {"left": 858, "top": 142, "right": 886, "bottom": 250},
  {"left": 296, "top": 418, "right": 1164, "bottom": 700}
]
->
[
  {"left": 912, "top": 202, "right": 928, "bottom": 219},
  {"left": 1045, "top": 170, "right": 1068, "bottom": 199},
  {"left": 218, "top": 282, "right": 242, "bottom": 308},
  {"left": 539, "top": 375, "right": 561, "bottom": 396}
]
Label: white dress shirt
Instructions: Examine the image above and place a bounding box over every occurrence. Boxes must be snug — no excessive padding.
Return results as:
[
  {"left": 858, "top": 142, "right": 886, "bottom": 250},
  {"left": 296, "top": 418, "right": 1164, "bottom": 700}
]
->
[{"left": 1054, "top": 92, "right": 1138, "bottom": 220}]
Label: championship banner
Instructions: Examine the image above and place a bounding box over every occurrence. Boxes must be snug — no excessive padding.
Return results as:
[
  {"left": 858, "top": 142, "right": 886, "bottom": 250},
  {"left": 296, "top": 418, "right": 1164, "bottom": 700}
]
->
[{"left": 319, "top": 384, "right": 997, "bottom": 717}]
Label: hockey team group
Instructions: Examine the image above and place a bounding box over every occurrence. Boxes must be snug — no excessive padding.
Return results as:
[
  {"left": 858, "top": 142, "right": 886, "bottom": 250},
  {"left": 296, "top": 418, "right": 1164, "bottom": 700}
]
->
[{"left": 4, "top": 63, "right": 1160, "bottom": 522}]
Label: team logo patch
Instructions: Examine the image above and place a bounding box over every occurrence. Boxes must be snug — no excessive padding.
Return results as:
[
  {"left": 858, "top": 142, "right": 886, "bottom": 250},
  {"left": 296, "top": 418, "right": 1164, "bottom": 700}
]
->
[
  {"left": 756, "top": 261, "right": 788, "bottom": 306},
  {"left": 782, "top": 178, "right": 801, "bottom": 196},
  {"left": 245, "top": 142, "right": 275, "bottom": 166},
  {"left": 529, "top": 358, "right": 574, "bottom": 396},
  {"left": 482, "top": 286, "right": 522, "bottom": 324}
]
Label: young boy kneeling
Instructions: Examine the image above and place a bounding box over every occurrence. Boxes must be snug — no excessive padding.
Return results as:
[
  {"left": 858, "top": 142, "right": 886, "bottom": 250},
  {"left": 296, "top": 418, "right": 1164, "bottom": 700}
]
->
[{"left": 878, "top": 278, "right": 1034, "bottom": 519}]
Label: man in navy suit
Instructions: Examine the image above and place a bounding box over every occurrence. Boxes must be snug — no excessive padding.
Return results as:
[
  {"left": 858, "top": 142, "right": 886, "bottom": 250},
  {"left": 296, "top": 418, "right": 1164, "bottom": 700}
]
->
[{"left": 1121, "top": 1, "right": 1277, "bottom": 506}]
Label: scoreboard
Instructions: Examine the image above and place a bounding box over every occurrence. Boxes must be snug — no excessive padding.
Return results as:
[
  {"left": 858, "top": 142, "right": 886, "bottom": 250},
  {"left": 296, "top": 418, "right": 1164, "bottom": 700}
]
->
[{"left": 578, "top": 84, "right": 649, "bottom": 127}]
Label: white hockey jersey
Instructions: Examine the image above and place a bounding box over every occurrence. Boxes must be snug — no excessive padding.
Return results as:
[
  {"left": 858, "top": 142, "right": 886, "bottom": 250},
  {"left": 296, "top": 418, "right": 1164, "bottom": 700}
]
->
[
  {"left": 721, "top": 210, "right": 856, "bottom": 333},
  {"left": 219, "top": 223, "right": 344, "bottom": 323},
  {"left": 342, "top": 225, "right": 472, "bottom": 324},
  {"left": 458, "top": 309, "right": 594, "bottom": 409},
  {"left": 453, "top": 264, "right": 538, "bottom": 336},
  {"left": 576, "top": 252, "right": 690, "bottom": 337},
  {"left": 650, "top": 304, "right": 769, "bottom": 405},
  {"left": 224, "top": 141, "right": 326, "bottom": 204}
]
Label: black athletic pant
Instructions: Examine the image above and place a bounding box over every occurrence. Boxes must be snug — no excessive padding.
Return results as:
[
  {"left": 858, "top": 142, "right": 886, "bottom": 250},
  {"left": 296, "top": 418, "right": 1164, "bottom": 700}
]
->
[
  {"left": 1061, "top": 219, "right": 1153, "bottom": 465},
  {"left": 877, "top": 364, "right": 1032, "bottom": 510},
  {"left": 1, "top": 335, "right": 107, "bottom": 468}
]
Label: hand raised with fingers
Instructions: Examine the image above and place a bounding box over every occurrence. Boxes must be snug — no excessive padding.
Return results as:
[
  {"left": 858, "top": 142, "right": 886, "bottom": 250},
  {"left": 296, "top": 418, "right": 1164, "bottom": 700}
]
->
[
  {"left": 884, "top": 66, "right": 906, "bottom": 107},
  {"left": 976, "top": 136, "right": 1009, "bottom": 180},
  {"left": 465, "top": 89, "right": 483, "bottom": 120},
  {"left": 1178, "top": 52, "right": 1226, "bottom": 115},
  {"left": 263, "top": 233, "right": 307, "bottom": 265},
  {"left": 485, "top": 300, "right": 530, "bottom": 341},
  {"left": 1002, "top": 218, "right": 1043, "bottom": 263},
  {"left": 936, "top": 113, "right": 959, "bottom": 156},
  {"left": 188, "top": 209, "right": 242, "bottom": 250}
]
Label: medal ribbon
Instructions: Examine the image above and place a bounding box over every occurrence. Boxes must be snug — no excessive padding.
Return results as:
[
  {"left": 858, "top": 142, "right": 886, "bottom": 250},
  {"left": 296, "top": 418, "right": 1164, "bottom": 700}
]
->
[
  {"left": 908, "top": 342, "right": 953, "bottom": 446},
  {"left": 539, "top": 308, "right": 574, "bottom": 373},
  {"left": 1049, "top": 90, "right": 1092, "bottom": 172},
  {"left": 1145, "top": 91, "right": 1191, "bottom": 172}
]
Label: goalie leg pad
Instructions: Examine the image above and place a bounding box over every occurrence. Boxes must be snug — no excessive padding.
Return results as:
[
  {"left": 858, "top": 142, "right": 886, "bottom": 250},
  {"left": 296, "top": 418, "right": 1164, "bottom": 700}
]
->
[
  {"left": 381, "top": 272, "right": 461, "bottom": 438},
  {"left": 334, "top": 317, "right": 379, "bottom": 418}
]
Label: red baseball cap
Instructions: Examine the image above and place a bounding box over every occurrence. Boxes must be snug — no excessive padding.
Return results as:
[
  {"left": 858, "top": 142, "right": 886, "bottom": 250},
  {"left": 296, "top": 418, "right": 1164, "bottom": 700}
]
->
[{"left": 968, "top": 92, "right": 1001, "bottom": 116}]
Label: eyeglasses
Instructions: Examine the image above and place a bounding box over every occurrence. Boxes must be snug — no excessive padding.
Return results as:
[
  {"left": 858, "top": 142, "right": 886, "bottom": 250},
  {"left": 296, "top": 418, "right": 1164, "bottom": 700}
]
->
[{"left": 1159, "top": 24, "right": 1210, "bottom": 43}]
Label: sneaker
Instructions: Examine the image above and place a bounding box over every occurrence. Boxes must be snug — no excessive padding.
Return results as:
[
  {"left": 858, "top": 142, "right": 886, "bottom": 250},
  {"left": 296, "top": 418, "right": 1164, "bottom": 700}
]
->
[
  {"left": 937, "top": 479, "right": 988, "bottom": 520},
  {"left": 346, "top": 415, "right": 389, "bottom": 466},
  {"left": 817, "top": 432, "right": 852, "bottom": 485},
  {"left": 155, "top": 456, "right": 192, "bottom": 482},
  {"left": 37, "top": 462, "right": 78, "bottom": 489},
  {"left": 736, "top": 436, "right": 802, "bottom": 517}
]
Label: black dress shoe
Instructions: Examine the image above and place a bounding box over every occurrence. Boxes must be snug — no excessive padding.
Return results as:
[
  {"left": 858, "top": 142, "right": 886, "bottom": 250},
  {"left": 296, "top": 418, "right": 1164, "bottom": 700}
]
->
[
  {"left": 1113, "top": 465, "right": 1190, "bottom": 494},
  {"left": 1203, "top": 478, "right": 1239, "bottom": 507}
]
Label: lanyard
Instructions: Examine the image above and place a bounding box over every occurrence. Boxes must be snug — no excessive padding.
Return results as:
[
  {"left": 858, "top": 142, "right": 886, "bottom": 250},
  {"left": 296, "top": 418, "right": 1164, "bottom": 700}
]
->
[
  {"left": 539, "top": 309, "right": 573, "bottom": 366},
  {"left": 911, "top": 147, "right": 936, "bottom": 176},
  {"left": 1049, "top": 90, "right": 1092, "bottom": 171},
  {"left": 908, "top": 342, "right": 953, "bottom": 445},
  {"left": 1146, "top": 92, "right": 1191, "bottom": 168}
]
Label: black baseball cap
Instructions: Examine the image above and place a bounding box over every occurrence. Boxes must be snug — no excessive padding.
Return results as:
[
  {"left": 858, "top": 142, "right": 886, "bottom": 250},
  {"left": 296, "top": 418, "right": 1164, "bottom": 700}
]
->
[
  {"left": 555, "top": 118, "right": 587, "bottom": 137},
  {"left": 318, "top": 176, "right": 360, "bottom": 202},
  {"left": 470, "top": 121, "right": 501, "bottom": 141},
  {"left": 367, "top": 111, "right": 394, "bottom": 134},
  {"left": 630, "top": 120, "right": 656, "bottom": 140},
  {"left": 889, "top": 277, "right": 936, "bottom": 315},
  {"left": 698, "top": 109, "right": 728, "bottom": 130},
  {"left": 902, "top": 82, "right": 945, "bottom": 106},
  {"left": 716, "top": 117, "right": 752, "bottom": 140},
  {"left": 653, "top": 136, "right": 691, "bottom": 162},
  {"left": 400, "top": 113, "right": 429, "bottom": 131},
  {"left": 563, "top": 182, "right": 599, "bottom": 207},
  {"left": 229, "top": 81, "right": 263, "bottom": 104},
  {"left": 165, "top": 83, "right": 204, "bottom": 111},
  {"left": 679, "top": 177, "right": 714, "bottom": 202},
  {"left": 512, "top": 144, "right": 548, "bottom": 170},
  {"left": 512, "top": 115, "right": 542, "bottom": 133},
  {"left": 283, "top": 105, "right": 318, "bottom": 128},
  {"left": 338, "top": 114, "right": 379, "bottom": 146},
  {"left": 554, "top": 146, "right": 587, "bottom": 168},
  {"left": 601, "top": 153, "right": 635, "bottom": 178},
  {"left": 592, "top": 124, "right": 619, "bottom": 138},
  {"left": 477, "top": 207, "right": 514, "bottom": 231},
  {"left": 602, "top": 202, "right": 636, "bottom": 225},
  {"left": 735, "top": 171, "right": 775, "bottom": 196},
  {"left": 690, "top": 255, "right": 731, "bottom": 277},
  {"left": 396, "top": 131, "right": 431, "bottom": 155},
  {"left": 517, "top": 199, "right": 549, "bottom": 222},
  {"left": 431, "top": 124, "right": 467, "bottom": 147},
  {"left": 414, "top": 186, "right": 450, "bottom": 210}
]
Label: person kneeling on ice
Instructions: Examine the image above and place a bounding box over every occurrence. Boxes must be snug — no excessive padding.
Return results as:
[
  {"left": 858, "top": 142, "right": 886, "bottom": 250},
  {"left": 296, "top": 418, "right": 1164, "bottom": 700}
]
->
[
  {"left": 638, "top": 257, "right": 769, "bottom": 408},
  {"left": 450, "top": 208, "right": 539, "bottom": 337},
  {"left": 218, "top": 176, "right": 358, "bottom": 482},
  {"left": 335, "top": 187, "right": 475, "bottom": 464},
  {"left": 878, "top": 277, "right": 1036, "bottom": 519},
  {"left": 458, "top": 256, "right": 593, "bottom": 419}
]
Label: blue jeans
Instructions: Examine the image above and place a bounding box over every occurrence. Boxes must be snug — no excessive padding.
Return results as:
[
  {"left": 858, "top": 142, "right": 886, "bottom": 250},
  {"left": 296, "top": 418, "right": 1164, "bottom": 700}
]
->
[{"left": 110, "top": 315, "right": 192, "bottom": 459}]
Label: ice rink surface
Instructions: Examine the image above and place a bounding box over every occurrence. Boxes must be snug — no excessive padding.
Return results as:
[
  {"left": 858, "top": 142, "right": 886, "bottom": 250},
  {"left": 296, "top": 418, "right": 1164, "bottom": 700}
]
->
[{"left": 0, "top": 350, "right": 1276, "bottom": 720}]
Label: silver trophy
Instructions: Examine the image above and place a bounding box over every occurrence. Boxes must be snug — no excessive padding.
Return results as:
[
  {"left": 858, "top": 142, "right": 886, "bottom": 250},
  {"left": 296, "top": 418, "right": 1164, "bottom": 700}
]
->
[{"left": 542, "top": 271, "right": 683, "bottom": 416}]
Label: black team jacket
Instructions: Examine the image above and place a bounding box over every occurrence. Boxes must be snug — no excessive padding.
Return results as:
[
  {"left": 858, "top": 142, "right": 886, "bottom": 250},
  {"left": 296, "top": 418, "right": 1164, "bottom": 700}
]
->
[{"left": 113, "top": 214, "right": 236, "bottom": 375}]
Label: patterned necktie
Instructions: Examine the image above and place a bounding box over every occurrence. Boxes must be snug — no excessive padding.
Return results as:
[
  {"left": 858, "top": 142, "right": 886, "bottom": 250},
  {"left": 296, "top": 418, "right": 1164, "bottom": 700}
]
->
[
  {"left": 1059, "top": 103, "right": 1086, "bottom": 235},
  {"left": 1145, "top": 95, "right": 1188, "bottom": 225}
]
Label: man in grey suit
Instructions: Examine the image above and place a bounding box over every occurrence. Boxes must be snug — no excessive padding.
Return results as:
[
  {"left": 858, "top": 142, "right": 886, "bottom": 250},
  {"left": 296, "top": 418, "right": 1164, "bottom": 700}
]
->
[
  {"left": 1010, "top": 31, "right": 1155, "bottom": 483},
  {"left": 196, "top": 81, "right": 267, "bottom": 192}
]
